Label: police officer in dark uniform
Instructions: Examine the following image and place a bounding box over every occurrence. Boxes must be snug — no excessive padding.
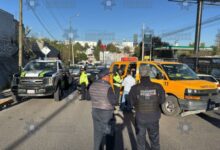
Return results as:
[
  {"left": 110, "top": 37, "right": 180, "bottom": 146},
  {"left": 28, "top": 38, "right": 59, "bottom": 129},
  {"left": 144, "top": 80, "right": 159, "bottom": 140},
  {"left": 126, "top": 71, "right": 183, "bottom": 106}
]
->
[{"left": 129, "top": 65, "right": 165, "bottom": 150}]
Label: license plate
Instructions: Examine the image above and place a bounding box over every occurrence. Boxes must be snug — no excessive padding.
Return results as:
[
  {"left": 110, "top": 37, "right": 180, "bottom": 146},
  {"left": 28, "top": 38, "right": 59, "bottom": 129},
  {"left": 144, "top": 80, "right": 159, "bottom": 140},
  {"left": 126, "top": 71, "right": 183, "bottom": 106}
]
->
[
  {"left": 214, "top": 107, "right": 219, "bottom": 111},
  {"left": 27, "top": 90, "right": 35, "bottom": 94}
]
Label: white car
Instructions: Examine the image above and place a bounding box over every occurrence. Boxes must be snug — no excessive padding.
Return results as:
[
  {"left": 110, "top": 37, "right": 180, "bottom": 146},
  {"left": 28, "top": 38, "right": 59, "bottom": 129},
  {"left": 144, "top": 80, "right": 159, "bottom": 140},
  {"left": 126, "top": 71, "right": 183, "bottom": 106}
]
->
[{"left": 197, "top": 74, "right": 220, "bottom": 90}]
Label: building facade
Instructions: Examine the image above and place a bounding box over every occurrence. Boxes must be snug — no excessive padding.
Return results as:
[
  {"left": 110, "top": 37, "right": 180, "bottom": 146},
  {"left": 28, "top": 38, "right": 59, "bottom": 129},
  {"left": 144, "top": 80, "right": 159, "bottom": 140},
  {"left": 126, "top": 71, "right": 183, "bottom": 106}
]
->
[{"left": 0, "top": 9, "right": 19, "bottom": 57}]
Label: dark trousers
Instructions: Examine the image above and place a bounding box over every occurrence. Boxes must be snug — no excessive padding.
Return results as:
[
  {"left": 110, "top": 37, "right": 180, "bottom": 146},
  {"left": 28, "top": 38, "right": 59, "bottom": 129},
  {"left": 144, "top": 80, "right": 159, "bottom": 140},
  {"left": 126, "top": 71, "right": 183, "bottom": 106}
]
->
[
  {"left": 92, "top": 108, "right": 114, "bottom": 150},
  {"left": 113, "top": 85, "right": 120, "bottom": 103},
  {"left": 136, "top": 119, "right": 160, "bottom": 150},
  {"left": 81, "top": 83, "right": 87, "bottom": 100}
]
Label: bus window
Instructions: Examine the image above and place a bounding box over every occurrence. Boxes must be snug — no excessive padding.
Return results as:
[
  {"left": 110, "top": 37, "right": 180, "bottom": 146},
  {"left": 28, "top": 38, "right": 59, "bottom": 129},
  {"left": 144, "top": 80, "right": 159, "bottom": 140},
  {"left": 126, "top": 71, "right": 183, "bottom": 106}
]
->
[
  {"left": 120, "top": 64, "right": 127, "bottom": 76},
  {"left": 113, "top": 64, "right": 119, "bottom": 73},
  {"left": 128, "top": 63, "right": 137, "bottom": 78},
  {"left": 140, "top": 63, "right": 163, "bottom": 79}
]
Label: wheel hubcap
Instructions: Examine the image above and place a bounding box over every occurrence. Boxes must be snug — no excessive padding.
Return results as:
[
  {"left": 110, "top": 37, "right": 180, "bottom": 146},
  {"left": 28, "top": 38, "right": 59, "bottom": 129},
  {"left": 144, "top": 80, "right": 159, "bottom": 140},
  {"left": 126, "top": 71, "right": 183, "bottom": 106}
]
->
[{"left": 165, "top": 101, "right": 175, "bottom": 113}]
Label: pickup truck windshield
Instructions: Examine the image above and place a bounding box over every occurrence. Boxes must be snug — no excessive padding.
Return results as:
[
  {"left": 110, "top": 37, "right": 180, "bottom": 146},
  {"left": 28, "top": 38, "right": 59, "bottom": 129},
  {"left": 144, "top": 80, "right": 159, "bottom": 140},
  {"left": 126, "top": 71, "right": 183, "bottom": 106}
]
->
[
  {"left": 24, "top": 62, "right": 57, "bottom": 71},
  {"left": 161, "top": 64, "right": 199, "bottom": 80}
]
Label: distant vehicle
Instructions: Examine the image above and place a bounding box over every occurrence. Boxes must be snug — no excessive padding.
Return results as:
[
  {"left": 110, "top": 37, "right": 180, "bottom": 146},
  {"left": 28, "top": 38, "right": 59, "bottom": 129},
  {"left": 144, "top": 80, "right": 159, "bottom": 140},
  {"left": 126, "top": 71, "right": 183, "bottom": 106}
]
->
[
  {"left": 87, "top": 64, "right": 94, "bottom": 69},
  {"left": 179, "top": 56, "right": 220, "bottom": 81},
  {"left": 11, "top": 59, "right": 73, "bottom": 102},
  {"left": 96, "top": 65, "right": 106, "bottom": 71},
  {"left": 69, "top": 65, "right": 80, "bottom": 78},
  {"left": 198, "top": 74, "right": 220, "bottom": 90},
  {"left": 77, "top": 62, "right": 85, "bottom": 68}
]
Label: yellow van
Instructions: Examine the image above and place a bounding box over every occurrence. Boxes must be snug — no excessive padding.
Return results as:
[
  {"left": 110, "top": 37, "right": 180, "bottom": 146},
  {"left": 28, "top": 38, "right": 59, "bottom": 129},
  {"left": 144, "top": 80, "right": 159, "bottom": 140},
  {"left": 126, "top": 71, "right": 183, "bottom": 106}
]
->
[{"left": 110, "top": 60, "right": 220, "bottom": 116}]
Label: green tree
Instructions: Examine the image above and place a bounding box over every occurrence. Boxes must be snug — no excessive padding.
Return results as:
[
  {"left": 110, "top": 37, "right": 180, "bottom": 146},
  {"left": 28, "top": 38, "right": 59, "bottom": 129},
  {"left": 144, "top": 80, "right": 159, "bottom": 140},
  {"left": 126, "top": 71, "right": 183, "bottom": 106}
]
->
[
  {"left": 75, "top": 53, "right": 88, "bottom": 63},
  {"left": 133, "top": 45, "right": 141, "bottom": 60},
  {"left": 106, "top": 43, "right": 120, "bottom": 53},
  {"left": 84, "top": 43, "right": 90, "bottom": 50},
  {"left": 123, "top": 46, "right": 131, "bottom": 54}
]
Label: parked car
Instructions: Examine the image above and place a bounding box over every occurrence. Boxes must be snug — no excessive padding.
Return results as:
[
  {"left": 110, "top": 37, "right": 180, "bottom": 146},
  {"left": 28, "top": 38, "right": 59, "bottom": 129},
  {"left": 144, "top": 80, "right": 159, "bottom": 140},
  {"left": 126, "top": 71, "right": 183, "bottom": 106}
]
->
[
  {"left": 197, "top": 74, "right": 220, "bottom": 90},
  {"left": 11, "top": 58, "right": 72, "bottom": 102},
  {"left": 69, "top": 65, "right": 81, "bottom": 79}
]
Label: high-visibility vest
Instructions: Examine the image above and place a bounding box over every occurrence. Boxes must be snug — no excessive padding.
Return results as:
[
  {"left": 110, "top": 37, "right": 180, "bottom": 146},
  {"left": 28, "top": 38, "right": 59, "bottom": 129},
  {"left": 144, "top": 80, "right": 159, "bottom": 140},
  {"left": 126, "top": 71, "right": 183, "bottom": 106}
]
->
[
  {"left": 113, "top": 72, "right": 122, "bottom": 87},
  {"left": 80, "top": 71, "right": 89, "bottom": 86}
]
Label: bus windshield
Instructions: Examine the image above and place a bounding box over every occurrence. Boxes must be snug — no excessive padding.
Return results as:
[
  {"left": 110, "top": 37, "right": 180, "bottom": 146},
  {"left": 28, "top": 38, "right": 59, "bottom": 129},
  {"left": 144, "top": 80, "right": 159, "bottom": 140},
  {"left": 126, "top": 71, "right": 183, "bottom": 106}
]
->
[{"left": 161, "top": 64, "right": 199, "bottom": 80}]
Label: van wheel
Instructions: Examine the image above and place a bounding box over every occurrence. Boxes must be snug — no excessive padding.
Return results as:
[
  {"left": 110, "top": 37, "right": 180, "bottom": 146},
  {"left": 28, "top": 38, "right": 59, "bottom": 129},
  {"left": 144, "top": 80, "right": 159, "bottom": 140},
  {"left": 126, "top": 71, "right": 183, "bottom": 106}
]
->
[
  {"left": 12, "top": 93, "right": 22, "bottom": 103},
  {"left": 162, "top": 95, "right": 181, "bottom": 116},
  {"left": 54, "top": 86, "right": 62, "bottom": 101}
]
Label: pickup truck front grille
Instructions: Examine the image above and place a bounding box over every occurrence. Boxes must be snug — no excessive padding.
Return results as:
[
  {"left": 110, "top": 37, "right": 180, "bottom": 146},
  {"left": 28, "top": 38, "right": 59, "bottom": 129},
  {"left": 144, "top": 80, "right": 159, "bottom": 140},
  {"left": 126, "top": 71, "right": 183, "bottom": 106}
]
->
[{"left": 19, "top": 78, "right": 44, "bottom": 86}]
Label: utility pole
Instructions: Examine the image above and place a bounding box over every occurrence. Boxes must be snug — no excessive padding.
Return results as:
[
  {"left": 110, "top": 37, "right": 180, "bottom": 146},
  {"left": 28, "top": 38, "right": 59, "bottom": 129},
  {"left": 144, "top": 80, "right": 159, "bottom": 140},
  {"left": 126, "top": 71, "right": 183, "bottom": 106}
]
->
[
  {"left": 168, "top": 0, "right": 220, "bottom": 72},
  {"left": 142, "top": 24, "right": 145, "bottom": 61},
  {"left": 19, "top": 0, "right": 23, "bottom": 72},
  {"left": 194, "top": 0, "right": 203, "bottom": 72}
]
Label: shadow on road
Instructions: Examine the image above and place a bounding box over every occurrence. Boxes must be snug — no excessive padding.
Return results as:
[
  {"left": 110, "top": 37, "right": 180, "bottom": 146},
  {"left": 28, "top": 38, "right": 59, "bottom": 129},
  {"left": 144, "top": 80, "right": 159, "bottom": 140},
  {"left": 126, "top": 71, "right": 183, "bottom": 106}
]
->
[
  {"left": 61, "top": 83, "right": 78, "bottom": 100},
  {"left": 4, "top": 89, "right": 79, "bottom": 150},
  {"left": 197, "top": 113, "right": 220, "bottom": 128},
  {"left": 113, "top": 112, "right": 138, "bottom": 150},
  {"left": 0, "top": 83, "right": 77, "bottom": 111}
]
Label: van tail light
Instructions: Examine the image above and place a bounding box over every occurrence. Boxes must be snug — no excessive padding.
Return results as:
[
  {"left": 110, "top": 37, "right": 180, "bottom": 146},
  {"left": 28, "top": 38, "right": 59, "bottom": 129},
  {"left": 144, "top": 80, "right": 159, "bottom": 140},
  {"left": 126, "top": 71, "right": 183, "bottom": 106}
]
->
[{"left": 218, "top": 84, "right": 220, "bottom": 87}]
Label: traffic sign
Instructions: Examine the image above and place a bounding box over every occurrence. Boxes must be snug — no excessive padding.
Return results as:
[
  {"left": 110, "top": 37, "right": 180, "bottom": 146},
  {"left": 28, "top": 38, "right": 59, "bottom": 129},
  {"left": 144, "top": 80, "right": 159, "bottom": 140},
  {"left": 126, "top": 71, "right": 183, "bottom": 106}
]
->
[{"left": 41, "top": 46, "right": 51, "bottom": 56}]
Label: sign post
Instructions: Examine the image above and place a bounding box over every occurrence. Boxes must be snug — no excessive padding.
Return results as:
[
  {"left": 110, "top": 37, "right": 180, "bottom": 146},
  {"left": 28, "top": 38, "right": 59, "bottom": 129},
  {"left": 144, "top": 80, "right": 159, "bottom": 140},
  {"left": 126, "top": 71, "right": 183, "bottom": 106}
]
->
[{"left": 41, "top": 46, "right": 51, "bottom": 59}]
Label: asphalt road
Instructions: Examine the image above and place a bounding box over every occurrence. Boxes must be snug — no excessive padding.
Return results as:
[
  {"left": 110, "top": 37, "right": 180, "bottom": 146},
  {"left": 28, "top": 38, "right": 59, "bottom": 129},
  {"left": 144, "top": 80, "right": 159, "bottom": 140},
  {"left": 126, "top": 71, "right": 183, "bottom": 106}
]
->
[{"left": 0, "top": 89, "right": 220, "bottom": 150}]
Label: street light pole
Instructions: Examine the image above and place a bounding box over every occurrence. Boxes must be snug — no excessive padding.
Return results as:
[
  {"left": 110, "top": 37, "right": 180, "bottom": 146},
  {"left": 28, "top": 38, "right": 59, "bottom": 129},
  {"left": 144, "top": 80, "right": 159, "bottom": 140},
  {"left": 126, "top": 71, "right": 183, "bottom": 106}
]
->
[
  {"left": 69, "top": 13, "right": 79, "bottom": 66},
  {"left": 19, "top": 0, "right": 23, "bottom": 72}
]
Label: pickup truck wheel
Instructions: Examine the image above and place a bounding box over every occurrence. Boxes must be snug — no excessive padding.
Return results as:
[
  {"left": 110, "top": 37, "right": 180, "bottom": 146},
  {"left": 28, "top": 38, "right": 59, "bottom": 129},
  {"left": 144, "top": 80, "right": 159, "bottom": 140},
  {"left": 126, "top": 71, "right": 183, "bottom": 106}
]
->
[
  {"left": 12, "top": 93, "right": 22, "bottom": 103},
  {"left": 162, "top": 95, "right": 181, "bottom": 116},
  {"left": 54, "top": 86, "right": 62, "bottom": 101}
]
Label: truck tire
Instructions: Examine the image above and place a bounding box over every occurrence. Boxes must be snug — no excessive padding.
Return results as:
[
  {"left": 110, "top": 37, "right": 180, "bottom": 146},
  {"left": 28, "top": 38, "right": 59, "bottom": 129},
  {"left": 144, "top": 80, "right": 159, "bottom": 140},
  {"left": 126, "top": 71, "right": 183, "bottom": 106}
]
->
[
  {"left": 54, "top": 86, "right": 62, "bottom": 101},
  {"left": 12, "top": 93, "right": 22, "bottom": 103},
  {"left": 162, "top": 95, "right": 181, "bottom": 116}
]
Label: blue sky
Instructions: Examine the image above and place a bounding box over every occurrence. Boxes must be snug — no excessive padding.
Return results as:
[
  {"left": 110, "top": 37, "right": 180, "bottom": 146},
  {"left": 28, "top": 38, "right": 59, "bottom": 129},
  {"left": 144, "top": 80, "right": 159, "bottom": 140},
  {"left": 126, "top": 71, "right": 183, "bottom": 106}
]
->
[{"left": 0, "top": 0, "right": 220, "bottom": 46}]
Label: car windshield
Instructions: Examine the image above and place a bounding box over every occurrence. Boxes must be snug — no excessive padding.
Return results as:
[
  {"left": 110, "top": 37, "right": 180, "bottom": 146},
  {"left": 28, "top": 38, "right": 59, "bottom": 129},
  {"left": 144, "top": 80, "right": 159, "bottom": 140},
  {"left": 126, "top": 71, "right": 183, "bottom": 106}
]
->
[
  {"left": 161, "top": 64, "right": 199, "bottom": 80},
  {"left": 24, "top": 62, "right": 57, "bottom": 71}
]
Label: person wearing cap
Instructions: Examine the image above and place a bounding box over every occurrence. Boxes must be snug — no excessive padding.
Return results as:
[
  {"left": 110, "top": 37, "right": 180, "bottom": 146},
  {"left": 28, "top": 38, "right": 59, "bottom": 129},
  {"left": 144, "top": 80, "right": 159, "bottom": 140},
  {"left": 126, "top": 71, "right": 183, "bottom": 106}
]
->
[
  {"left": 89, "top": 69, "right": 118, "bottom": 150},
  {"left": 79, "top": 67, "right": 89, "bottom": 100},
  {"left": 113, "top": 69, "right": 123, "bottom": 102},
  {"left": 129, "top": 65, "right": 165, "bottom": 150}
]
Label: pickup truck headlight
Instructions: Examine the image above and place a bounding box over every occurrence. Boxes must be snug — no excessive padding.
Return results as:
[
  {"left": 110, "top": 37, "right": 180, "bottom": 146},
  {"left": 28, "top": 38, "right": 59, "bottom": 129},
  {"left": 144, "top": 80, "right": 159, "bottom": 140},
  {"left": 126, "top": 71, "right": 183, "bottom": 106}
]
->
[{"left": 47, "top": 77, "right": 53, "bottom": 85}]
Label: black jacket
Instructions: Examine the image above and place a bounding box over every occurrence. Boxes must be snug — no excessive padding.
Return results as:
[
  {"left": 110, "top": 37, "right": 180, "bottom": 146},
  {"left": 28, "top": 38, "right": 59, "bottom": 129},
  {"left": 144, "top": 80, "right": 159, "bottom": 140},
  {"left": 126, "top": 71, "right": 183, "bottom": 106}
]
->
[{"left": 129, "top": 77, "right": 165, "bottom": 122}]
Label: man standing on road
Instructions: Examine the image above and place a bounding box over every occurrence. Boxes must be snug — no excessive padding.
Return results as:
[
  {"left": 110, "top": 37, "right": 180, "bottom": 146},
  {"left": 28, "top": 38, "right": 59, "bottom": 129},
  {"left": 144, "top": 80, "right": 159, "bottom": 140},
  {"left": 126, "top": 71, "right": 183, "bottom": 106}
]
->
[
  {"left": 113, "top": 69, "right": 123, "bottom": 102},
  {"left": 89, "top": 69, "right": 118, "bottom": 150},
  {"left": 129, "top": 65, "right": 165, "bottom": 150},
  {"left": 79, "top": 68, "right": 89, "bottom": 100},
  {"left": 120, "top": 70, "right": 136, "bottom": 111}
]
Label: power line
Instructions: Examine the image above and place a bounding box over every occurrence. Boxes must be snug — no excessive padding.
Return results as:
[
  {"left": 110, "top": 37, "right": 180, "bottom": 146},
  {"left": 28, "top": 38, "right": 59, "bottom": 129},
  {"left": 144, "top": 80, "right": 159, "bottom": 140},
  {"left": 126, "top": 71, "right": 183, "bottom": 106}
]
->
[
  {"left": 43, "top": 0, "right": 64, "bottom": 31},
  {"left": 161, "top": 14, "right": 220, "bottom": 38},
  {"left": 30, "top": 7, "right": 56, "bottom": 40}
]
